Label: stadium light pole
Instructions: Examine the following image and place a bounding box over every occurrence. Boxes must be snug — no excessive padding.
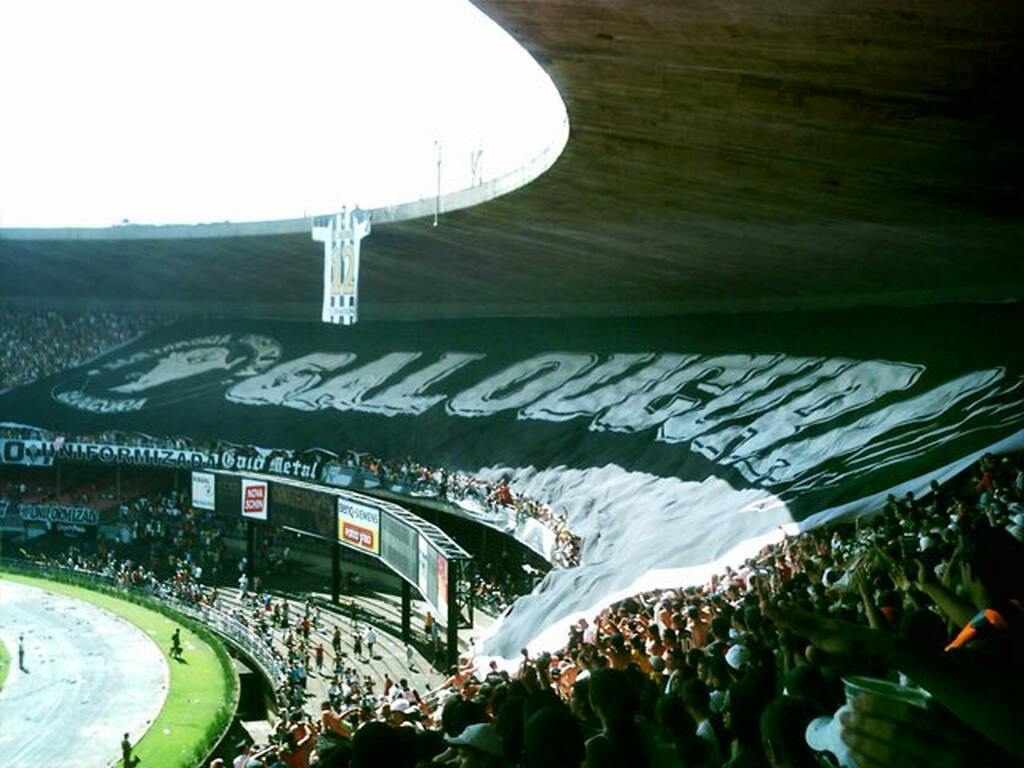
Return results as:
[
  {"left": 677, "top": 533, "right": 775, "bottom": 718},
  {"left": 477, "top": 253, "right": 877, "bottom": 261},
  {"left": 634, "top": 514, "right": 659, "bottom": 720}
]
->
[{"left": 312, "top": 206, "right": 372, "bottom": 326}]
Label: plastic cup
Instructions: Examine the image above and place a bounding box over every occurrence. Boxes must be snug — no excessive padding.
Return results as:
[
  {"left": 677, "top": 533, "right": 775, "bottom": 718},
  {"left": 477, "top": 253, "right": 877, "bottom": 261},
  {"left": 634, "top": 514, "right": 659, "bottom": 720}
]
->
[{"left": 841, "top": 675, "right": 931, "bottom": 709}]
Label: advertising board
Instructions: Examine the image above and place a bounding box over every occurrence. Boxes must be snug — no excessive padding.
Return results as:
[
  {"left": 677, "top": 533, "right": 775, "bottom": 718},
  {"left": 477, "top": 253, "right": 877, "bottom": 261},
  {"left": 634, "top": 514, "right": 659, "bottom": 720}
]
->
[
  {"left": 337, "top": 497, "right": 380, "bottom": 555},
  {"left": 436, "top": 553, "right": 449, "bottom": 619},
  {"left": 380, "top": 512, "right": 418, "bottom": 585},
  {"left": 241, "top": 478, "right": 268, "bottom": 521},
  {"left": 417, "top": 535, "right": 430, "bottom": 597},
  {"left": 191, "top": 470, "right": 216, "bottom": 510},
  {"left": 270, "top": 482, "right": 336, "bottom": 540},
  {"left": 417, "top": 535, "right": 450, "bottom": 620}
]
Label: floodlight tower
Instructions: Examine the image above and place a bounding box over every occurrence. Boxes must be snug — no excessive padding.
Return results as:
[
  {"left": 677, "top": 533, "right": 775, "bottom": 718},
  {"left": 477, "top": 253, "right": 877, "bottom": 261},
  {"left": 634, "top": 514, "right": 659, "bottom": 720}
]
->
[{"left": 312, "top": 206, "right": 372, "bottom": 325}]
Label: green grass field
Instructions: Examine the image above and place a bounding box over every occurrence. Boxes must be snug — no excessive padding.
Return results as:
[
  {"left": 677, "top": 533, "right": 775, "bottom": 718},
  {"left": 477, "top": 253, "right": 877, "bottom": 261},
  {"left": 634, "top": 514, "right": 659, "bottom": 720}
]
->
[
  {"left": 0, "top": 636, "right": 9, "bottom": 695},
  {"left": 0, "top": 572, "right": 236, "bottom": 768}
]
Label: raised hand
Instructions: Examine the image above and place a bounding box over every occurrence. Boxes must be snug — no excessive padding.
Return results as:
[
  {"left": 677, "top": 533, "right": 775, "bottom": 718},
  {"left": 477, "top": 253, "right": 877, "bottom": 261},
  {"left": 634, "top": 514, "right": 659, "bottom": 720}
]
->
[
  {"left": 762, "top": 602, "right": 908, "bottom": 664},
  {"left": 840, "top": 693, "right": 1012, "bottom": 768}
]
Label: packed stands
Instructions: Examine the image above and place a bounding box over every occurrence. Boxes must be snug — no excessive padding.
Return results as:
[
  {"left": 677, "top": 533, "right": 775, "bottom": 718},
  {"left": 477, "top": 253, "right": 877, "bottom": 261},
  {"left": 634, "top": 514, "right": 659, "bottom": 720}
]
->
[
  {"left": 202, "top": 450, "right": 1024, "bottom": 768},
  {"left": 6, "top": 449, "right": 1023, "bottom": 767},
  {"left": 4, "top": 308, "right": 1023, "bottom": 766},
  {"left": 0, "top": 423, "right": 583, "bottom": 568},
  {"left": 0, "top": 308, "right": 172, "bottom": 390}
]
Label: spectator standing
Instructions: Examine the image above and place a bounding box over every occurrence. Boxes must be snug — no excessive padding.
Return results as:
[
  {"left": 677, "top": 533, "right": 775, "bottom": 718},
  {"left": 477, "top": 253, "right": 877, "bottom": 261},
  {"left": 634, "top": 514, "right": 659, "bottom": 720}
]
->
[
  {"left": 332, "top": 626, "right": 342, "bottom": 657},
  {"left": 170, "top": 628, "right": 183, "bottom": 661},
  {"left": 364, "top": 626, "right": 376, "bottom": 658},
  {"left": 353, "top": 628, "right": 363, "bottom": 659},
  {"left": 121, "top": 733, "right": 139, "bottom": 767}
]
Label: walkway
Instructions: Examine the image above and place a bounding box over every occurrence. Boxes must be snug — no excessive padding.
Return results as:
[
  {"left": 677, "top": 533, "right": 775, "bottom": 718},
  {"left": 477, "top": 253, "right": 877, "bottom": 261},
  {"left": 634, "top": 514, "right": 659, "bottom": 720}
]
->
[{"left": 217, "top": 584, "right": 496, "bottom": 721}]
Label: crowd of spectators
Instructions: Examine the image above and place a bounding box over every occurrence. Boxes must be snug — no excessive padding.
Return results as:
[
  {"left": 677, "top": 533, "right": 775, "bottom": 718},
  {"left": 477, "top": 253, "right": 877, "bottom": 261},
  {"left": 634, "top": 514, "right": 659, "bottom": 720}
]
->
[
  {"left": 1, "top": 465, "right": 538, "bottom": 623},
  {"left": 8, "top": 450, "right": 1024, "bottom": 767},
  {"left": 205, "top": 450, "right": 1024, "bottom": 768},
  {"left": 0, "top": 474, "right": 122, "bottom": 512},
  {"left": 471, "top": 554, "right": 544, "bottom": 616},
  {"left": 7, "top": 309, "right": 1023, "bottom": 765},
  {"left": 0, "top": 422, "right": 582, "bottom": 569},
  {"left": 0, "top": 308, "right": 171, "bottom": 390},
  {"left": 333, "top": 451, "right": 582, "bottom": 568}
]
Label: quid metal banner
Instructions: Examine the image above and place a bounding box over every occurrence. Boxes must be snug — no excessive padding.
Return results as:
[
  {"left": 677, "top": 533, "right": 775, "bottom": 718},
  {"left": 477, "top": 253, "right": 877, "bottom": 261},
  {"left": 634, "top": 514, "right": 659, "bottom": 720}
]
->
[{"left": 0, "top": 436, "right": 319, "bottom": 479}]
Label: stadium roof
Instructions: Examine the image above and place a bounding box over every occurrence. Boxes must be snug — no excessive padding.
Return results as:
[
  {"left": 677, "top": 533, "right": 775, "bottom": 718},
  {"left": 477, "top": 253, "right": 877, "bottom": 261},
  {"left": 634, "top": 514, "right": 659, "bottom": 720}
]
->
[
  {"left": 2, "top": 0, "right": 1022, "bottom": 320},
  {"left": 0, "top": 1, "right": 568, "bottom": 229}
]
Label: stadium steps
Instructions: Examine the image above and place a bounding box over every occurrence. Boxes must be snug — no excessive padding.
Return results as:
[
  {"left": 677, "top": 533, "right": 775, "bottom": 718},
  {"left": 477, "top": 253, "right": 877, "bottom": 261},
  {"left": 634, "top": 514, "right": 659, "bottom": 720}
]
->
[{"left": 216, "top": 588, "right": 446, "bottom": 715}]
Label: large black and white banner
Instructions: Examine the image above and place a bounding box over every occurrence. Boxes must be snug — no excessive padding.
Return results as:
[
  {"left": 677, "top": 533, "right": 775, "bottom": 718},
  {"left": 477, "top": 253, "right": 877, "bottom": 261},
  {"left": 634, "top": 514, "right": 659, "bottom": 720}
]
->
[{"left": 1, "top": 306, "right": 1022, "bottom": 655}]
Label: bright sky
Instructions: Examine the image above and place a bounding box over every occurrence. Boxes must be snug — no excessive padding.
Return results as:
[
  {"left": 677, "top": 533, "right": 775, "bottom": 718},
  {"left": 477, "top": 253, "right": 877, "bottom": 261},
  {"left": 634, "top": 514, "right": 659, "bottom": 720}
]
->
[{"left": 0, "top": 0, "right": 567, "bottom": 228}]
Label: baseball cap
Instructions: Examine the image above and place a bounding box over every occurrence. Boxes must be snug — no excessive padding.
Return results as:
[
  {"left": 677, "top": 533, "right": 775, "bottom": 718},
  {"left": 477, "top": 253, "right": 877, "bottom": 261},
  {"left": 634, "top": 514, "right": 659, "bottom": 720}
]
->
[
  {"left": 724, "top": 644, "right": 749, "bottom": 671},
  {"left": 391, "top": 698, "right": 411, "bottom": 713},
  {"left": 444, "top": 723, "right": 503, "bottom": 757}
]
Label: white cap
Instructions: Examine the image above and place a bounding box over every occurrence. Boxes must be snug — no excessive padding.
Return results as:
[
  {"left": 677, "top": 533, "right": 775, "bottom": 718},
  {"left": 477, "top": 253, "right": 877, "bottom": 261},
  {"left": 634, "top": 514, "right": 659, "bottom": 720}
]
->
[
  {"left": 391, "top": 698, "right": 411, "bottom": 713},
  {"left": 725, "top": 644, "right": 749, "bottom": 671}
]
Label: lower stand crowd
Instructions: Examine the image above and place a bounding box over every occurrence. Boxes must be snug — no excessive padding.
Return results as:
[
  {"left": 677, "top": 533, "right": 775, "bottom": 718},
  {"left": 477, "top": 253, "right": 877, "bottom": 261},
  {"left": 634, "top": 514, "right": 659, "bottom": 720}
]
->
[
  {"left": 8, "top": 451, "right": 1024, "bottom": 768},
  {"left": 231, "top": 452, "right": 1024, "bottom": 768}
]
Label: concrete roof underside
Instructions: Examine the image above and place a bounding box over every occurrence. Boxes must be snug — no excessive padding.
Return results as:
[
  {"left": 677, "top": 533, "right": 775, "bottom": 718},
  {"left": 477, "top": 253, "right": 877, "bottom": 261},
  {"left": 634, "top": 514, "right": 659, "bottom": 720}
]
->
[{"left": 2, "top": 0, "right": 1023, "bottom": 320}]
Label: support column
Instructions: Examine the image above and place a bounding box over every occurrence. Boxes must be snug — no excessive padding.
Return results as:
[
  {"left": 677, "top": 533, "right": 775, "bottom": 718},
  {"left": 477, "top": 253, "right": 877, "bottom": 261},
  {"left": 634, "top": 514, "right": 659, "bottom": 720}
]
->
[
  {"left": 446, "top": 566, "right": 459, "bottom": 671},
  {"left": 331, "top": 540, "right": 341, "bottom": 604},
  {"left": 246, "top": 521, "right": 255, "bottom": 582},
  {"left": 401, "top": 580, "right": 412, "bottom": 645}
]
